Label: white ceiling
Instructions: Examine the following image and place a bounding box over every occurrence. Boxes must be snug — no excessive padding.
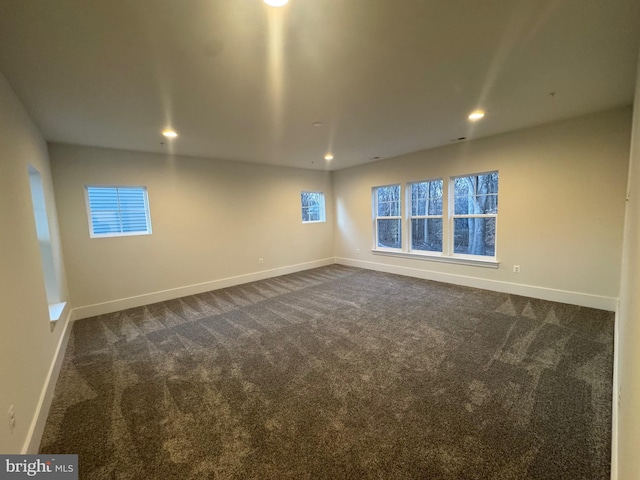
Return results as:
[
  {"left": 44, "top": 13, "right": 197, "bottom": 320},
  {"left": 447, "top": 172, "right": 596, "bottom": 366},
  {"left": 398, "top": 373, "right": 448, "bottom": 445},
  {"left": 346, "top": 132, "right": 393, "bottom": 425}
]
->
[{"left": 0, "top": 0, "right": 638, "bottom": 171}]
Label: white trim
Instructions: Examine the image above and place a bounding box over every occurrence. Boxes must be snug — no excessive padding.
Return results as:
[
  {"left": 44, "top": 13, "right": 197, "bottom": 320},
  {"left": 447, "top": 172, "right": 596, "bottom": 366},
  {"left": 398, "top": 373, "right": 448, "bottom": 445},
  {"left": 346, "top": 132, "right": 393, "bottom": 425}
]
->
[
  {"left": 611, "top": 302, "right": 620, "bottom": 480},
  {"left": 70, "top": 258, "right": 336, "bottom": 320},
  {"left": 372, "top": 249, "right": 499, "bottom": 268},
  {"left": 335, "top": 256, "right": 617, "bottom": 311},
  {"left": 89, "top": 230, "right": 152, "bottom": 239},
  {"left": 23, "top": 308, "right": 74, "bottom": 453}
]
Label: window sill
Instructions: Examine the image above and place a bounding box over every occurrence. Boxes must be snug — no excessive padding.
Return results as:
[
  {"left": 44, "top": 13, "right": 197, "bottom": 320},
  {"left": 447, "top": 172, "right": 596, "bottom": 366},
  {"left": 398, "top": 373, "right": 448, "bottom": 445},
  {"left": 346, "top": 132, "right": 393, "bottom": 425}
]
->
[
  {"left": 371, "top": 249, "right": 499, "bottom": 268},
  {"left": 90, "top": 231, "right": 152, "bottom": 239}
]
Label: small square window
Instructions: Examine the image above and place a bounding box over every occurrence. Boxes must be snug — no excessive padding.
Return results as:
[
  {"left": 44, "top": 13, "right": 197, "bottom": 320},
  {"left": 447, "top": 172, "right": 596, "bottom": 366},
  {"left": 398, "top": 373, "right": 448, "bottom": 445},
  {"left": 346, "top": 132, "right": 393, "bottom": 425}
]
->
[
  {"left": 301, "top": 192, "right": 326, "bottom": 223},
  {"left": 85, "top": 185, "right": 152, "bottom": 238}
]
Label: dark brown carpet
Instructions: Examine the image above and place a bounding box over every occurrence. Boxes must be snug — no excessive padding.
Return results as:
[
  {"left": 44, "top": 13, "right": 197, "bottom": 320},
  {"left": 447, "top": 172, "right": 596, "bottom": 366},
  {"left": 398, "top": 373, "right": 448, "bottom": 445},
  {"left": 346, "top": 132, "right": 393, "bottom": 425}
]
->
[{"left": 40, "top": 265, "right": 614, "bottom": 479}]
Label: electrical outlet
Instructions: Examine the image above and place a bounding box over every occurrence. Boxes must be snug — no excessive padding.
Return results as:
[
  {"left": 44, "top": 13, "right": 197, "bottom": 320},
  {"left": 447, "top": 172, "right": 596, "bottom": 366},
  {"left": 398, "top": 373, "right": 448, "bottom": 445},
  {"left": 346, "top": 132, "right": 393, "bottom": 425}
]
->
[
  {"left": 258, "top": 258, "right": 264, "bottom": 264},
  {"left": 8, "top": 405, "right": 15, "bottom": 432},
  {"left": 356, "top": 248, "right": 360, "bottom": 255},
  {"left": 512, "top": 265, "right": 521, "bottom": 273}
]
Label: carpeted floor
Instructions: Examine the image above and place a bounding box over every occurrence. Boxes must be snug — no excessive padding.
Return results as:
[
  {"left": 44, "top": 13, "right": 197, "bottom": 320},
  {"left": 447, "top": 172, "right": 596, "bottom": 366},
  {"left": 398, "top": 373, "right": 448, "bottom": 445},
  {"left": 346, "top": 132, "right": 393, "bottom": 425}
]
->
[{"left": 40, "top": 265, "right": 614, "bottom": 479}]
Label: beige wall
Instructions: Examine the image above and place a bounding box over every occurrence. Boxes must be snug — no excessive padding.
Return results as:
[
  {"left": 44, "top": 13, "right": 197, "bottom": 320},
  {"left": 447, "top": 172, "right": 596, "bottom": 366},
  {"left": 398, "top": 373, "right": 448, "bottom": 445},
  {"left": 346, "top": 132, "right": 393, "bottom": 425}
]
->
[
  {"left": 0, "top": 72, "right": 69, "bottom": 453},
  {"left": 333, "top": 108, "right": 631, "bottom": 308},
  {"left": 616, "top": 53, "right": 640, "bottom": 480},
  {"left": 1, "top": 67, "right": 633, "bottom": 457},
  {"left": 49, "top": 144, "right": 334, "bottom": 315}
]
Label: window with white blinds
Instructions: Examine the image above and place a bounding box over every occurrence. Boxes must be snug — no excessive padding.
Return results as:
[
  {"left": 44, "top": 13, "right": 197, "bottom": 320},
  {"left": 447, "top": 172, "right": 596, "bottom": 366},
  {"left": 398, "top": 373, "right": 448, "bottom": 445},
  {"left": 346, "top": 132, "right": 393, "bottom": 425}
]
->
[{"left": 85, "top": 186, "right": 152, "bottom": 237}]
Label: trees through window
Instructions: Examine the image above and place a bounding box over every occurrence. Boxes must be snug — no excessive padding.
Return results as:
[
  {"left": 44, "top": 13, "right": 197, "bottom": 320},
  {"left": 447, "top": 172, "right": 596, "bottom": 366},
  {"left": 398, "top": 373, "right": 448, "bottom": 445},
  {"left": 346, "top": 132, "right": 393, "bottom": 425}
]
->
[
  {"left": 301, "top": 192, "right": 326, "bottom": 223},
  {"left": 374, "top": 185, "right": 401, "bottom": 249},
  {"left": 410, "top": 180, "right": 443, "bottom": 252},
  {"left": 452, "top": 173, "right": 498, "bottom": 257}
]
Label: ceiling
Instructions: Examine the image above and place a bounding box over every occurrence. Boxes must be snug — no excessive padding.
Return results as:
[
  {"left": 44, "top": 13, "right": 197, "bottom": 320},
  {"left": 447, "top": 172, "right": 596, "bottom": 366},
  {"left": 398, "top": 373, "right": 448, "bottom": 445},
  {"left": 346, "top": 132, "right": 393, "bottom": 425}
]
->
[{"left": 0, "top": 0, "right": 638, "bottom": 171}]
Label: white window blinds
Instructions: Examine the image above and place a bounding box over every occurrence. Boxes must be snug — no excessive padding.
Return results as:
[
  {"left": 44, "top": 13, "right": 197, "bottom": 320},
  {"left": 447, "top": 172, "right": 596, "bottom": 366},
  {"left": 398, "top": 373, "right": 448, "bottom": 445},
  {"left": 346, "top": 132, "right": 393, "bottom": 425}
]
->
[{"left": 85, "top": 186, "right": 152, "bottom": 237}]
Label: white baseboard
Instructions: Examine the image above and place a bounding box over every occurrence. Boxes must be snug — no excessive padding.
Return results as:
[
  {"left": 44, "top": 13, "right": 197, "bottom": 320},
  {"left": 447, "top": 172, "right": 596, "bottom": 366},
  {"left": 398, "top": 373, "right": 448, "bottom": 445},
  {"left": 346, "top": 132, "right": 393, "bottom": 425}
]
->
[
  {"left": 71, "top": 258, "right": 336, "bottom": 320},
  {"left": 23, "top": 306, "right": 74, "bottom": 453},
  {"left": 335, "top": 257, "right": 618, "bottom": 311},
  {"left": 611, "top": 304, "right": 620, "bottom": 480}
]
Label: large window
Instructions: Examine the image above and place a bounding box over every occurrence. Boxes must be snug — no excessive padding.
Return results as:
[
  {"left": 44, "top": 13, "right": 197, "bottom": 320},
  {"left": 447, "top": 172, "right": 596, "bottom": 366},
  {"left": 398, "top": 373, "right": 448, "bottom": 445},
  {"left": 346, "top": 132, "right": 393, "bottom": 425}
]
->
[
  {"left": 85, "top": 186, "right": 152, "bottom": 238},
  {"left": 29, "top": 166, "right": 63, "bottom": 312},
  {"left": 409, "top": 179, "right": 443, "bottom": 252},
  {"left": 301, "top": 192, "right": 326, "bottom": 223},
  {"left": 372, "top": 172, "right": 498, "bottom": 263},
  {"left": 451, "top": 172, "right": 498, "bottom": 257},
  {"left": 373, "top": 184, "right": 401, "bottom": 249}
]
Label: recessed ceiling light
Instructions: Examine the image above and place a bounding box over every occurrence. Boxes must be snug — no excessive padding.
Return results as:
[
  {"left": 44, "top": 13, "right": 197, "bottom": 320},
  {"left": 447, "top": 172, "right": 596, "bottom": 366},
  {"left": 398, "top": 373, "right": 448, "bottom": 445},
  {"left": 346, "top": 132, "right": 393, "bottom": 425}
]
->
[
  {"left": 264, "top": 0, "right": 289, "bottom": 6},
  {"left": 312, "top": 121, "right": 324, "bottom": 127},
  {"left": 324, "top": 153, "right": 334, "bottom": 161},
  {"left": 162, "top": 129, "right": 178, "bottom": 138},
  {"left": 468, "top": 111, "right": 485, "bottom": 121}
]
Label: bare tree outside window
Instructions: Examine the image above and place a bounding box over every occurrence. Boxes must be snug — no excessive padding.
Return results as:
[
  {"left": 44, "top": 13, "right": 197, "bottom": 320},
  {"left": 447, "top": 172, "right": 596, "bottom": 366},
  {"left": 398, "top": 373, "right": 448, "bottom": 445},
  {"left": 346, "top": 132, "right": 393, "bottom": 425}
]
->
[
  {"left": 410, "top": 180, "right": 443, "bottom": 252},
  {"left": 374, "top": 185, "right": 401, "bottom": 249},
  {"left": 452, "top": 172, "right": 498, "bottom": 256},
  {"left": 301, "top": 192, "right": 326, "bottom": 223}
]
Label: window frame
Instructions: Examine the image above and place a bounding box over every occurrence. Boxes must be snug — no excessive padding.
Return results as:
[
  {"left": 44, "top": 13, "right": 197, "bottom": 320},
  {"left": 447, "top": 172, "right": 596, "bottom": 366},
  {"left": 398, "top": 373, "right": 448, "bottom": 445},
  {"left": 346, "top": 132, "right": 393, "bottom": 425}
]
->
[
  {"left": 84, "top": 185, "right": 153, "bottom": 238},
  {"left": 301, "top": 191, "right": 326, "bottom": 224},
  {"left": 372, "top": 183, "right": 402, "bottom": 251},
  {"left": 408, "top": 178, "right": 444, "bottom": 255}
]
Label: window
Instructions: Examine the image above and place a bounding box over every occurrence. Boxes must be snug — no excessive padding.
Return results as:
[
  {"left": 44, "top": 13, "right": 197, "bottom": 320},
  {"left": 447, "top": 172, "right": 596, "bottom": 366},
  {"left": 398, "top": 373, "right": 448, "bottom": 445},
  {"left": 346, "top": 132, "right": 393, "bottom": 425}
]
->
[
  {"left": 372, "top": 171, "right": 499, "bottom": 265},
  {"left": 29, "top": 166, "right": 63, "bottom": 313},
  {"left": 451, "top": 172, "right": 498, "bottom": 257},
  {"left": 373, "top": 184, "right": 401, "bottom": 249},
  {"left": 409, "top": 179, "right": 443, "bottom": 252},
  {"left": 301, "top": 192, "right": 326, "bottom": 223},
  {"left": 85, "top": 186, "right": 152, "bottom": 237}
]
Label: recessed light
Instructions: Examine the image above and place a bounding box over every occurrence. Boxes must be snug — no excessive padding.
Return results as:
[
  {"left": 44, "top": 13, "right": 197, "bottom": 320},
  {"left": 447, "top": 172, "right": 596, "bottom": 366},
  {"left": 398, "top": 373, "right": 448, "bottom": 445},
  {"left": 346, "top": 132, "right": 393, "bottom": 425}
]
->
[
  {"left": 264, "top": 0, "right": 289, "bottom": 6},
  {"left": 162, "top": 129, "right": 178, "bottom": 138},
  {"left": 324, "top": 153, "right": 334, "bottom": 161},
  {"left": 468, "top": 111, "right": 485, "bottom": 121},
  {"left": 312, "top": 122, "right": 324, "bottom": 127}
]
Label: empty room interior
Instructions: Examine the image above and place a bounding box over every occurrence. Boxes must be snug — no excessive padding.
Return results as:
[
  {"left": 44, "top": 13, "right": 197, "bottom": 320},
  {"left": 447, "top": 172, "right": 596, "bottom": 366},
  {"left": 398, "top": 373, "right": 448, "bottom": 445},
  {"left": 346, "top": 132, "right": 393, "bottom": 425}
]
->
[{"left": 1, "top": 0, "right": 640, "bottom": 478}]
